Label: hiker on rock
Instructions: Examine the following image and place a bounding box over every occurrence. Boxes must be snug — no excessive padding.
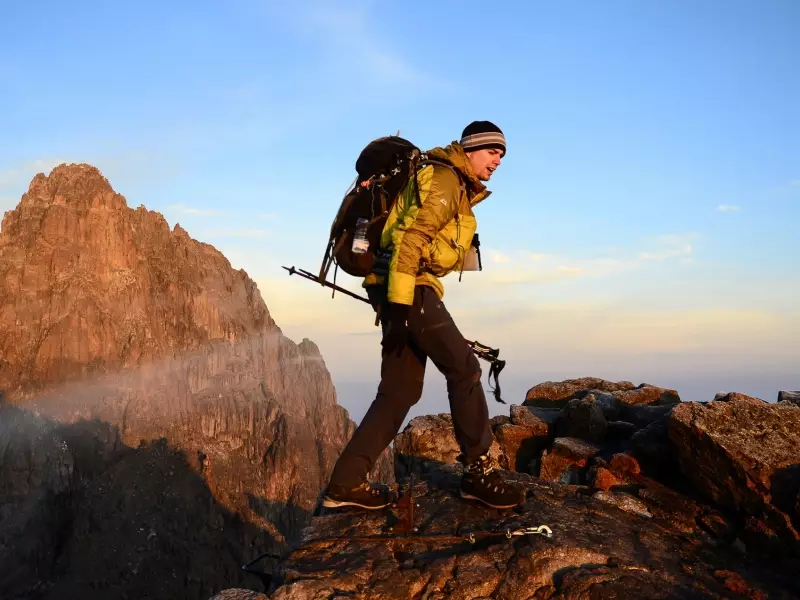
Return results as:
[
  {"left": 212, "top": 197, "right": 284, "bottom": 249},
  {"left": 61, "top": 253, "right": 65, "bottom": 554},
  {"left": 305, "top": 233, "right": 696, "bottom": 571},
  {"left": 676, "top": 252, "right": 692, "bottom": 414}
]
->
[{"left": 323, "top": 121, "right": 524, "bottom": 511}]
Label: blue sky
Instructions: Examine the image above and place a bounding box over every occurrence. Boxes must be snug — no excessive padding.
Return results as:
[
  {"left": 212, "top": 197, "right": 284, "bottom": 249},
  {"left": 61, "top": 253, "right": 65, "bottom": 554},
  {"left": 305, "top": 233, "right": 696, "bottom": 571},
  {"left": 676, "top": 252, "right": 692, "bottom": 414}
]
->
[{"left": 1, "top": 1, "right": 798, "bottom": 422}]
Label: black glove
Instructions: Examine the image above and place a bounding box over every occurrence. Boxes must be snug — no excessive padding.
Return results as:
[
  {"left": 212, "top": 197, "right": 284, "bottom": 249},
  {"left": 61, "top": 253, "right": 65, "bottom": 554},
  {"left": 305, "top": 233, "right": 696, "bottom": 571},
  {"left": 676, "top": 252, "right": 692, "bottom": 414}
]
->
[{"left": 381, "top": 302, "right": 410, "bottom": 356}]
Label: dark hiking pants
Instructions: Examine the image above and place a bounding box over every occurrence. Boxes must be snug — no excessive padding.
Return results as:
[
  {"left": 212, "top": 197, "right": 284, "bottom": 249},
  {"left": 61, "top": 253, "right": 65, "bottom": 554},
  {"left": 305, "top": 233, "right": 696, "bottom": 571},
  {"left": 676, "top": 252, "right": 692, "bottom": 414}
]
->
[{"left": 328, "top": 284, "right": 493, "bottom": 489}]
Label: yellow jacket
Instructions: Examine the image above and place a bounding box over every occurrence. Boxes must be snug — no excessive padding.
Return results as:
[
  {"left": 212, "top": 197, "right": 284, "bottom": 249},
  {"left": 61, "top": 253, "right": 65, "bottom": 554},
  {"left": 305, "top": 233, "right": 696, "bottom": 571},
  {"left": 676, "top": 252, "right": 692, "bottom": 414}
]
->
[{"left": 363, "top": 142, "right": 491, "bottom": 305}]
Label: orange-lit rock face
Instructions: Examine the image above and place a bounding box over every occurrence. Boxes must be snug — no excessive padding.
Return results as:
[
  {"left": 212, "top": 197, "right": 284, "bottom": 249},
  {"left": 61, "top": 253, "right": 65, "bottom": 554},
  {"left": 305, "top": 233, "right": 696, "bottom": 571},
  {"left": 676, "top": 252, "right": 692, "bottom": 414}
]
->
[{"left": 0, "top": 163, "right": 392, "bottom": 598}]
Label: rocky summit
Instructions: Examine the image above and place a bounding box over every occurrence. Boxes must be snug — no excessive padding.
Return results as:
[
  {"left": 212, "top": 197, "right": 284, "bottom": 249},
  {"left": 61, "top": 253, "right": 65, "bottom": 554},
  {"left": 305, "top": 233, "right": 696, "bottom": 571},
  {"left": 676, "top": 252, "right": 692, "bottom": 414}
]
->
[
  {"left": 0, "top": 164, "right": 390, "bottom": 600},
  {"left": 240, "top": 380, "right": 800, "bottom": 599},
  {"left": 2, "top": 163, "right": 799, "bottom": 600}
]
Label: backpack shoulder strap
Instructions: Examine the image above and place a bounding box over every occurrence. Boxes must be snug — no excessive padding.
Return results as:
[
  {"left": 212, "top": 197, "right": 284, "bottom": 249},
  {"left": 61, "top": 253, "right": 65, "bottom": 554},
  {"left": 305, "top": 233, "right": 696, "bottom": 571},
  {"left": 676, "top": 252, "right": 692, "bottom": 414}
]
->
[{"left": 417, "top": 158, "right": 466, "bottom": 196}]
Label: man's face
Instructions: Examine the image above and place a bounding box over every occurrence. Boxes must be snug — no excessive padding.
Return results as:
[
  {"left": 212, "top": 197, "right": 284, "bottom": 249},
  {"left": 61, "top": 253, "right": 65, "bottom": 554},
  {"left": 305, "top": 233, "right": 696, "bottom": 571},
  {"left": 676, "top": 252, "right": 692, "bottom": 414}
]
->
[{"left": 466, "top": 147, "right": 503, "bottom": 181}]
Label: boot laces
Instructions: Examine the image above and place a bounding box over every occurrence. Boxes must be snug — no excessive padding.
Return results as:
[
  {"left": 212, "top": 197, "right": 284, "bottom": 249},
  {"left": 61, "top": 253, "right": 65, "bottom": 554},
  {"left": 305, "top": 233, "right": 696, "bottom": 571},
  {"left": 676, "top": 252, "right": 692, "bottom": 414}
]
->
[
  {"left": 360, "top": 481, "right": 382, "bottom": 496},
  {"left": 468, "top": 455, "right": 494, "bottom": 476},
  {"left": 468, "top": 456, "right": 506, "bottom": 493}
]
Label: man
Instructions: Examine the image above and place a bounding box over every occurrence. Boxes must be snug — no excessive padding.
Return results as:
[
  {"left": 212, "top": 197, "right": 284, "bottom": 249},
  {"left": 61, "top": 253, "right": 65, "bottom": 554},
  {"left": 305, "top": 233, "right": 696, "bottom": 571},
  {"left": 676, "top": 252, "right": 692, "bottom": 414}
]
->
[{"left": 323, "top": 121, "right": 523, "bottom": 510}]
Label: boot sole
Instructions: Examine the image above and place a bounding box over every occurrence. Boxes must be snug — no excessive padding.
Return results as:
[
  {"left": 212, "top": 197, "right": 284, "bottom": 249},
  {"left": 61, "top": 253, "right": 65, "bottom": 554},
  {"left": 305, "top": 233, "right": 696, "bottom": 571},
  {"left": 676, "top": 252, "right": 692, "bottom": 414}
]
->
[
  {"left": 322, "top": 497, "right": 391, "bottom": 510},
  {"left": 460, "top": 489, "right": 520, "bottom": 509}
]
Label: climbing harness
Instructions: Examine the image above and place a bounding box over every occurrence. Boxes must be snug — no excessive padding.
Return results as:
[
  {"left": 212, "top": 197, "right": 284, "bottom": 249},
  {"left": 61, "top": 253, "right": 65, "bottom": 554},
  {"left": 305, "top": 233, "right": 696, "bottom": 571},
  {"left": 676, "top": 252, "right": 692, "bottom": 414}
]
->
[{"left": 282, "top": 265, "right": 508, "bottom": 402}]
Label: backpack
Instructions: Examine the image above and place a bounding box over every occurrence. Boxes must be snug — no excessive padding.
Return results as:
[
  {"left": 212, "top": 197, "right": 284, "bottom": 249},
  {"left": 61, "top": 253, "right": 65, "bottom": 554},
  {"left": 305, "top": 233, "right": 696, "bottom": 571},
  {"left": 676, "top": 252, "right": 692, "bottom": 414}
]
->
[{"left": 318, "top": 135, "right": 425, "bottom": 281}]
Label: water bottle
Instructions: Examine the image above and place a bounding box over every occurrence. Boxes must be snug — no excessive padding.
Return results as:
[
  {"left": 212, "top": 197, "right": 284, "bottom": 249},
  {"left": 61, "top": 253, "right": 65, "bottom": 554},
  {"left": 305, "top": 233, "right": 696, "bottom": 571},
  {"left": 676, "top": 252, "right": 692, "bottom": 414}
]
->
[{"left": 351, "top": 218, "right": 370, "bottom": 254}]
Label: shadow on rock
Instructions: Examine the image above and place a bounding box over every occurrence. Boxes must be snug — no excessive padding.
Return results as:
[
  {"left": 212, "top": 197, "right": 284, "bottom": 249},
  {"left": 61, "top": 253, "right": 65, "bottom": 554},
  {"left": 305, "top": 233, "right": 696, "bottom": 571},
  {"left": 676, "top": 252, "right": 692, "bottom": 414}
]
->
[
  {"left": 0, "top": 403, "right": 282, "bottom": 600},
  {"left": 771, "top": 464, "right": 800, "bottom": 530},
  {"left": 245, "top": 494, "right": 313, "bottom": 549},
  {"left": 273, "top": 456, "right": 800, "bottom": 600}
]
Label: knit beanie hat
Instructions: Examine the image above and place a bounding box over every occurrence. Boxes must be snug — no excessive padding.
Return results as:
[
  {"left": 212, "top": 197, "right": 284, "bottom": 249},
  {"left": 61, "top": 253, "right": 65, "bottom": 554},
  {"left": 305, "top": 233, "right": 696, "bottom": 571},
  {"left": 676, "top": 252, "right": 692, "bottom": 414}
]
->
[{"left": 460, "top": 120, "right": 506, "bottom": 157}]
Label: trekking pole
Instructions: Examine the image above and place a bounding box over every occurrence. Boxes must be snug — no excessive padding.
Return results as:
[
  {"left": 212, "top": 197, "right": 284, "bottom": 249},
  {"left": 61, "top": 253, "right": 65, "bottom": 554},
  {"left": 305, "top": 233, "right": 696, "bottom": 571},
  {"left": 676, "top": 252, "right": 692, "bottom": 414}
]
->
[
  {"left": 282, "top": 265, "right": 507, "bottom": 402},
  {"left": 282, "top": 265, "right": 371, "bottom": 304}
]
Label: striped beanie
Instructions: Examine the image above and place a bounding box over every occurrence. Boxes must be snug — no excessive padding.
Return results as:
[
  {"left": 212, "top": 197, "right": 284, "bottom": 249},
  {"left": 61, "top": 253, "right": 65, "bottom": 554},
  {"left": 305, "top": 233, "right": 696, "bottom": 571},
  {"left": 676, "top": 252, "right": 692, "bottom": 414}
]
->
[{"left": 460, "top": 120, "right": 506, "bottom": 157}]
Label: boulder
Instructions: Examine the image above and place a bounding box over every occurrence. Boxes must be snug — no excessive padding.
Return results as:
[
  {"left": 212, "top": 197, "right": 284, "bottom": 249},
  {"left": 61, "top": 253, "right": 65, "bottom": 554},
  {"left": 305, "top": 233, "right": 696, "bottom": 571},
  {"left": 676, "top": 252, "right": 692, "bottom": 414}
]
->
[
  {"left": 555, "top": 395, "right": 608, "bottom": 442},
  {"left": 524, "top": 377, "right": 679, "bottom": 410},
  {"left": 489, "top": 414, "right": 511, "bottom": 428},
  {"left": 539, "top": 437, "right": 602, "bottom": 484},
  {"left": 777, "top": 391, "right": 800, "bottom": 406},
  {"left": 587, "top": 454, "right": 641, "bottom": 493},
  {"left": 605, "top": 420, "right": 638, "bottom": 441},
  {"left": 509, "top": 404, "right": 561, "bottom": 434},
  {"left": 619, "top": 403, "right": 674, "bottom": 429},
  {"left": 713, "top": 392, "right": 766, "bottom": 403},
  {"left": 610, "top": 453, "right": 641, "bottom": 478},
  {"left": 494, "top": 423, "right": 542, "bottom": 473},
  {"left": 524, "top": 377, "right": 636, "bottom": 408},
  {"left": 630, "top": 412, "right": 671, "bottom": 470},
  {"left": 613, "top": 384, "right": 680, "bottom": 407},
  {"left": 669, "top": 398, "right": 800, "bottom": 550},
  {"left": 393, "top": 414, "right": 503, "bottom": 477},
  {"left": 588, "top": 466, "right": 621, "bottom": 491}
]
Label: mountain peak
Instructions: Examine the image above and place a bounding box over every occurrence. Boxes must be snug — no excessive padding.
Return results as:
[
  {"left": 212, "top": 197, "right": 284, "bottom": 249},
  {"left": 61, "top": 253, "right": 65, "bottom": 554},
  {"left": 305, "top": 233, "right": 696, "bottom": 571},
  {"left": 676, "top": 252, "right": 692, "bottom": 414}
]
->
[{"left": 21, "top": 162, "right": 125, "bottom": 212}]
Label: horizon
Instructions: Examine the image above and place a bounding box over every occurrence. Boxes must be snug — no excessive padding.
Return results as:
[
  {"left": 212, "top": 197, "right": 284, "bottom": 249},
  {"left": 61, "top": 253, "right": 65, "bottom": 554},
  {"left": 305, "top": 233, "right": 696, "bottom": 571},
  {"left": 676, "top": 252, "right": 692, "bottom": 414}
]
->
[{"left": 2, "top": 1, "right": 798, "bottom": 425}]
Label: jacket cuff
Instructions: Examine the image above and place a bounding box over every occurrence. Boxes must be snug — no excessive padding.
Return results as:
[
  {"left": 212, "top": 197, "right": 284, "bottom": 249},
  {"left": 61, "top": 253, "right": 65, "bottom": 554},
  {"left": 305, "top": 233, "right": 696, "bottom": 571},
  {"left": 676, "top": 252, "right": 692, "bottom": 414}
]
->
[{"left": 387, "top": 272, "right": 416, "bottom": 305}]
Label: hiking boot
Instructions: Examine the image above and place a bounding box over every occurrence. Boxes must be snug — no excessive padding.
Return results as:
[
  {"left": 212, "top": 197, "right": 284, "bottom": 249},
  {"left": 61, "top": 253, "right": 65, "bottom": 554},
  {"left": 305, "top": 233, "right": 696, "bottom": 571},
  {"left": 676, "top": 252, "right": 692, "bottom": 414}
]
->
[
  {"left": 460, "top": 455, "right": 524, "bottom": 509},
  {"left": 322, "top": 480, "right": 394, "bottom": 510}
]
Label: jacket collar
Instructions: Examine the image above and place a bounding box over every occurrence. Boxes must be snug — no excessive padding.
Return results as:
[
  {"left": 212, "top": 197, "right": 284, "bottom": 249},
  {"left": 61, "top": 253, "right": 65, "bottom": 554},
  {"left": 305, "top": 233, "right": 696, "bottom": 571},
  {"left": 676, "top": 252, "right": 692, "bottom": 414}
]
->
[{"left": 425, "top": 142, "right": 491, "bottom": 206}]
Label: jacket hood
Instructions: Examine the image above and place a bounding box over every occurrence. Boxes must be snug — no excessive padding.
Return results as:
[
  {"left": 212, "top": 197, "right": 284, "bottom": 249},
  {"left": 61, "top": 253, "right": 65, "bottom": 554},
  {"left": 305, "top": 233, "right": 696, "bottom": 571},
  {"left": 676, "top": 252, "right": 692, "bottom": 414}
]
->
[{"left": 425, "top": 142, "right": 491, "bottom": 206}]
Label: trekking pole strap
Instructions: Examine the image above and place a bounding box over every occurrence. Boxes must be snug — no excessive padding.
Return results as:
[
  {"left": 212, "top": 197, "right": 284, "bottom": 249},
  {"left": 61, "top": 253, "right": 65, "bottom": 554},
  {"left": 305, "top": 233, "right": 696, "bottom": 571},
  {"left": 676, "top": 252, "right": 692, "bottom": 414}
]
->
[
  {"left": 464, "top": 339, "right": 506, "bottom": 404},
  {"left": 487, "top": 359, "right": 506, "bottom": 404}
]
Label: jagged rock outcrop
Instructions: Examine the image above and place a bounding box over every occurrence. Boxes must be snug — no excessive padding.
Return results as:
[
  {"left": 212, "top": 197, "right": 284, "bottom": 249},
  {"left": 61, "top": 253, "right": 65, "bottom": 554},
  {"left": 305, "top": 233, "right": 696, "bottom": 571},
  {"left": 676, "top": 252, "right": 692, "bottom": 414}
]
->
[
  {"left": 0, "top": 164, "right": 391, "bottom": 599},
  {"left": 524, "top": 377, "right": 680, "bottom": 410},
  {"left": 393, "top": 413, "right": 504, "bottom": 476},
  {"left": 245, "top": 378, "right": 800, "bottom": 599},
  {"left": 670, "top": 397, "right": 800, "bottom": 553},
  {"left": 263, "top": 462, "right": 798, "bottom": 599},
  {"left": 389, "top": 379, "right": 686, "bottom": 492},
  {"left": 778, "top": 390, "right": 800, "bottom": 406},
  {"left": 1, "top": 405, "right": 277, "bottom": 600}
]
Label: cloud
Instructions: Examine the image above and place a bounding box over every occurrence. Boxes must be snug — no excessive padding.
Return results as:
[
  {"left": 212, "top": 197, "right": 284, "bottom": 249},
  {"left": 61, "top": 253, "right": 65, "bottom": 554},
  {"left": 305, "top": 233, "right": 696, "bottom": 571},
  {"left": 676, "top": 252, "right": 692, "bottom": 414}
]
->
[
  {"left": 168, "top": 203, "right": 224, "bottom": 217},
  {"left": 490, "top": 251, "right": 510, "bottom": 264},
  {"left": 476, "top": 233, "right": 697, "bottom": 287},
  {"left": 638, "top": 233, "right": 694, "bottom": 261},
  {"left": 638, "top": 245, "right": 692, "bottom": 261},
  {"left": 769, "top": 179, "right": 800, "bottom": 195},
  {"left": 252, "top": 269, "right": 800, "bottom": 387},
  {"left": 487, "top": 265, "right": 586, "bottom": 285},
  {"left": 716, "top": 204, "right": 741, "bottom": 213},
  {"left": 272, "top": 2, "right": 448, "bottom": 93},
  {"left": 526, "top": 252, "right": 555, "bottom": 262}
]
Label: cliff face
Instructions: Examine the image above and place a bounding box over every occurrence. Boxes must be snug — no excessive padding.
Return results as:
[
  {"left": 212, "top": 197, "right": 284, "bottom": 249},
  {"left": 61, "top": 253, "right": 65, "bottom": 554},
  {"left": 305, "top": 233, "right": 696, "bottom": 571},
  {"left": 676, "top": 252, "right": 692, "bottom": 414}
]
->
[{"left": 0, "top": 163, "right": 391, "bottom": 599}]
